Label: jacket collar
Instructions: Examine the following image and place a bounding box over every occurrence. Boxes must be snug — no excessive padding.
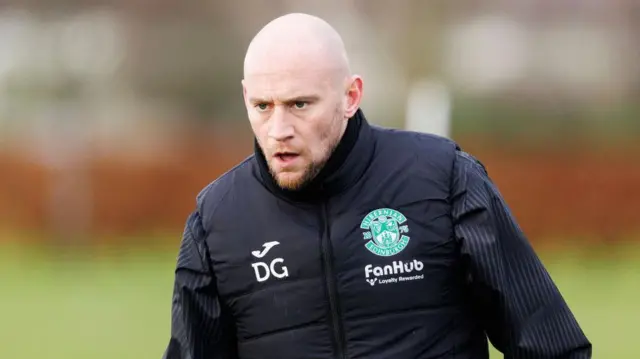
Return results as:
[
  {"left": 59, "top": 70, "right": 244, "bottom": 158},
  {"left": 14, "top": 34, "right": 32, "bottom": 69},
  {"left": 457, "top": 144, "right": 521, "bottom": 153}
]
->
[{"left": 253, "top": 108, "right": 375, "bottom": 203}]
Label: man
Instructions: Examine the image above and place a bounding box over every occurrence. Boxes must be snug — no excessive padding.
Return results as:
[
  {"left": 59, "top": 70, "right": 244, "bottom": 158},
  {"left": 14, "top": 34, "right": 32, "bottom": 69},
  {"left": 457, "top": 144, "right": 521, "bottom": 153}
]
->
[{"left": 163, "top": 13, "right": 591, "bottom": 359}]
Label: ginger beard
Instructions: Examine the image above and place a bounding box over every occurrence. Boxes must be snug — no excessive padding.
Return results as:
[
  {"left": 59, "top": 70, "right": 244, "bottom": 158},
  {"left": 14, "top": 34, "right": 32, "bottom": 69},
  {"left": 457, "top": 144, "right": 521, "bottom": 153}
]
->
[{"left": 261, "top": 106, "right": 344, "bottom": 191}]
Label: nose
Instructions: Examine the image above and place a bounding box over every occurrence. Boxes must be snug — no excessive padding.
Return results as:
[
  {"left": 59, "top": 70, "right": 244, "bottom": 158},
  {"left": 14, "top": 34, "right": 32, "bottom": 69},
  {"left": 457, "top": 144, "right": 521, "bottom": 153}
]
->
[{"left": 268, "top": 106, "right": 294, "bottom": 142}]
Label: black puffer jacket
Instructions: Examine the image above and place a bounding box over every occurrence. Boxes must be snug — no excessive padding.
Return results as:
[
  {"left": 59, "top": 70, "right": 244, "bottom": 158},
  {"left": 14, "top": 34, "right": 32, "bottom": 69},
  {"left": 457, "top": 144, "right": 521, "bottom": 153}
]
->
[{"left": 163, "top": 110, "right": 591, "bottom": 359}]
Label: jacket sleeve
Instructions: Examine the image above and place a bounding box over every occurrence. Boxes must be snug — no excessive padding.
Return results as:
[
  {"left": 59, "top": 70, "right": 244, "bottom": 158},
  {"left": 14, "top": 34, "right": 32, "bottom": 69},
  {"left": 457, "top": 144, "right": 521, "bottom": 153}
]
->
[
  {"left": 162, "top": 210, "right": 237, "bottom": 359},
  {"left": 451, "top": 149, "right": 592, "bottom": 358}
]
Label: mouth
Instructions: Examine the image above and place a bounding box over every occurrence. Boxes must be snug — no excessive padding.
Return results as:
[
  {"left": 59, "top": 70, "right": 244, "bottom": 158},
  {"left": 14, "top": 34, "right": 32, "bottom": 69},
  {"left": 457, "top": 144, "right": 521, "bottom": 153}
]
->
[{"left": 273, "top": 151, "right": 300, "bottom": 165}]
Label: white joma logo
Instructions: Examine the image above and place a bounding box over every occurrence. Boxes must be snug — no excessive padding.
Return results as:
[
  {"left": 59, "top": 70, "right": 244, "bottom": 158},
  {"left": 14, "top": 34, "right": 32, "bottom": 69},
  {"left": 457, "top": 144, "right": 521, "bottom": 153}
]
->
[
  {"left": 251, "top": 241, "right": 280, "bottom": 258},
  {"left": 251, "top": 241, "right": 288, "bottom": 283}
]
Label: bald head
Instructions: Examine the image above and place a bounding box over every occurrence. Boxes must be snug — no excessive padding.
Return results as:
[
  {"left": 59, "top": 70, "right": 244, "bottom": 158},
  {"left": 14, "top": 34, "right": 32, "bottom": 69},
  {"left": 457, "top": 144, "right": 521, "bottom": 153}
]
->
[{"left": 243, "top": 13, "right": 351, "bottom": 80}]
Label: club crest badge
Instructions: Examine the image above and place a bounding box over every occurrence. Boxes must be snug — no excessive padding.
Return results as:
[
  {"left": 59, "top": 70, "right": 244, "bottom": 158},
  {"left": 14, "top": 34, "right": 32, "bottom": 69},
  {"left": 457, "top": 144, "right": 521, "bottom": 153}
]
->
[{"left": 361, "top": 208, "right": 410, "bottom": 256}]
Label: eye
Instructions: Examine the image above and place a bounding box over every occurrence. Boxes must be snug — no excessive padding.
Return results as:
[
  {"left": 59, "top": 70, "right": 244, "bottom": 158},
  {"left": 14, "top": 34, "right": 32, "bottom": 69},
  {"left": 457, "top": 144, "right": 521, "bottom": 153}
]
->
[
  {"left": 255, "top": 103, "right": 268, "bottom": 111},
  {"left": 293, "top": 101, "right": 307, "bottom": 109}
]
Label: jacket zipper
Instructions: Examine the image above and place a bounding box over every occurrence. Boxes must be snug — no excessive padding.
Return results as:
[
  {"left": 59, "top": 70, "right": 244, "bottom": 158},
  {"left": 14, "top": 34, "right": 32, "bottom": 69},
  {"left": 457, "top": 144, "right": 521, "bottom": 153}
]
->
[{"left": 320, "top": 202, "right": 347, "bottom": 359}]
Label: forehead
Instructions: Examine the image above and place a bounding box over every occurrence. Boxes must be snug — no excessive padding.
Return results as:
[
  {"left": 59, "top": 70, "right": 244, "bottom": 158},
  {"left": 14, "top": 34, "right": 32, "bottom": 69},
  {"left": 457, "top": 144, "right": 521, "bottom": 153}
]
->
[{"left": 244, "top": 69, "right": 335, "bottom": 99}]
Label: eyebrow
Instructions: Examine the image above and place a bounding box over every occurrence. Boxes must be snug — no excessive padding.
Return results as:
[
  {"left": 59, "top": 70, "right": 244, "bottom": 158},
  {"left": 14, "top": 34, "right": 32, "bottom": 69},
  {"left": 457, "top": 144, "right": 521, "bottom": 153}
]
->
[{"left": 249, "top": 95, "right": 320, "bottom": 104}]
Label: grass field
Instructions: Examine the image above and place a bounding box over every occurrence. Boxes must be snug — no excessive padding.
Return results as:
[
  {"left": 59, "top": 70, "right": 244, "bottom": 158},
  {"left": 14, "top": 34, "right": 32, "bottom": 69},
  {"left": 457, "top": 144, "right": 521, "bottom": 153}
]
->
[{"left": 1, "top": 240, "right": 638, "bottom": 359}]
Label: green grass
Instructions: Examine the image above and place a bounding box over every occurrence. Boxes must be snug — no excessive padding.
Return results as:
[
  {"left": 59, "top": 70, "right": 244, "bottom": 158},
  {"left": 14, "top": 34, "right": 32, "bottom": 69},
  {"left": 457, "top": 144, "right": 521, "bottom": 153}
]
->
[{"left": 0, "top": 241, "right": 638, "bottom": 358}]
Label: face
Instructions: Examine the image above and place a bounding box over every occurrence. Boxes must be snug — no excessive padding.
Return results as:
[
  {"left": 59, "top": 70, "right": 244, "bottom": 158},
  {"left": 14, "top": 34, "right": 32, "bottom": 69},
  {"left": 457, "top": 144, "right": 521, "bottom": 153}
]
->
[{"left": 243, "top": 69, "right": 362, "bottom": 190}]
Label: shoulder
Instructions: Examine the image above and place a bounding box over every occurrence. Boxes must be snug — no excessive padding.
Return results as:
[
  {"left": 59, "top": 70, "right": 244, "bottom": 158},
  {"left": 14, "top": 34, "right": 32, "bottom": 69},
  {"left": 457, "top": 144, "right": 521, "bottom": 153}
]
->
[
  {"left": 194, "top": 155, "right": 255, "bottom": 227},
  {"left": 371, "top": 125, "right": 492, "bottom": 188},
  {"left": 450, "top": 148, "right": 496, "bottom": 209},
  {"left": 453, "top": 149, "right": 489, "bottom": 178},
  {"left": 372, "top": 125, "right": 461, "bottom": 174},
  {"left": 372, "top": 125, "right": 460, "bottom": 157}
]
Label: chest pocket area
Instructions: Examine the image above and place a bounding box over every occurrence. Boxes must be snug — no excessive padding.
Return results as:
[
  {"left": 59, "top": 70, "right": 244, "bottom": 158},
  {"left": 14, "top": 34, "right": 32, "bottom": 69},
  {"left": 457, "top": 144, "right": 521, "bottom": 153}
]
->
[
  {"left": 330, "top": 205, "right": 460, "bottom": 321},
  {"left": 207, "top": 222, "right": 329, "bottom": 341}
]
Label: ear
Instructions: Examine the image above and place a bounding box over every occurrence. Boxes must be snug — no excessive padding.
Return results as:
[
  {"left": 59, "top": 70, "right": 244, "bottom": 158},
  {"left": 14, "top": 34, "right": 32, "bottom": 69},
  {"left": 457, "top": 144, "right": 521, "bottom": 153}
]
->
[
  {"left": 241, "top": 79, "right": 248, "bottom": 106},
  {"left": 344, "top": 75, "right": 363, "bottom": 118}
]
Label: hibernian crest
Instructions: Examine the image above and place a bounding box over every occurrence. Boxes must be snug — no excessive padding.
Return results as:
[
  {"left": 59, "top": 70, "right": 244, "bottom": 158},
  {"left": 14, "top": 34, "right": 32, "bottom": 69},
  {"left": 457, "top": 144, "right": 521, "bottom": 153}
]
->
[{"left": 361, "top": 208, "right": 410, "bottom": 256}]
